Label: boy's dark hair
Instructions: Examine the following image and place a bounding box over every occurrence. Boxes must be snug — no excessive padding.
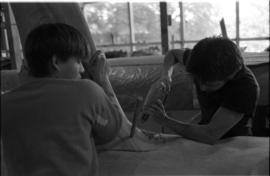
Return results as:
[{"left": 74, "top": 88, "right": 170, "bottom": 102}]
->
[
  {"left": 24, "top": 23, "right": 90, "bottom": 77},
  {"left": 186, "top": 37, "right": 243, "bottom": 83}
]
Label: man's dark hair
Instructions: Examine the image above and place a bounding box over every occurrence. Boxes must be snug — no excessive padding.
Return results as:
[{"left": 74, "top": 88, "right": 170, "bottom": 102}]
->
[
  {"left": 186, "top": 37, "right": 243, "bottom": 83},
  {"left": 24, "top": 23, "right": 90, "bottom": 77}
]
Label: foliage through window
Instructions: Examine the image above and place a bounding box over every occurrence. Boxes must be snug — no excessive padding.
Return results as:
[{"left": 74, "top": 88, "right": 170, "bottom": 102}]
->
[{"left": 83, "top": 1, "right": 269, "bottom": 58}]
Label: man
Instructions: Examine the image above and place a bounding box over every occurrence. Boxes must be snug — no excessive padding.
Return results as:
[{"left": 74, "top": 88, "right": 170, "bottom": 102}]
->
[
  {"left": 144, "top": 37, "right": 260, "bottom": 145},
  {"left": 1, "top": 23, "right": 122, "bottom": 176}
]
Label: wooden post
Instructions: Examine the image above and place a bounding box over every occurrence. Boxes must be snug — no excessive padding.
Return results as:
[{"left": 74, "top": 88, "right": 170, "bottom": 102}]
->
[
  {"left": 179, "top": 2, "right": 184, "bottom": 49},
  {"left": 160, "top": 2, "right": 169, "bottom": 54},
  {"left": 236, "top": 1, "right": 240, "bottom": 46},
  {"left": 128, "top": 2, "right": 135, "bottom": 54},
  {"left": 220, "top": 18, "right": 228, "bottom": 38}
]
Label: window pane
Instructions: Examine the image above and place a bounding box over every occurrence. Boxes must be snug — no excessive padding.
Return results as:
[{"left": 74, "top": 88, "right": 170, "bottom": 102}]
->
[
  {"left": 132, "top": 3, "right": 161, "bottom": 43},
  {"left": 240, "top": 40, "right": 270, "bottom": 52},
  {"left": 239, "top": 0, "right": 269, "bottom": 38},
  {"left": 184, "top": 42, "right": 197, "bottom": 49},
  {"left": 184, "top": 1, "right": 236, "bottom": 40},
  {"left": 171, "top": 43, "right": 181, "bottom": 50},
  {"left": 83, "top": 3, "right": 129, "bottom": 46},
  {"left": 167, "top": 2, "right": 181, "bottom": 43}
]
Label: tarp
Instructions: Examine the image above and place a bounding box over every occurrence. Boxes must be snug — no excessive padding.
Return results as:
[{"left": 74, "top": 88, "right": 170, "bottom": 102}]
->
[
  {"left": 10, "top": 3, "right": 96, "bottom": 56},
  {"left": 109, "top": 62, "right": 194, "bottom": 111}
]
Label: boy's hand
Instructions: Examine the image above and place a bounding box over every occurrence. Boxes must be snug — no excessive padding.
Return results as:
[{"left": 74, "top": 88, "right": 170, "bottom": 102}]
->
[{"left": 84, "top": 50, "right": 109, "bottom": 86}]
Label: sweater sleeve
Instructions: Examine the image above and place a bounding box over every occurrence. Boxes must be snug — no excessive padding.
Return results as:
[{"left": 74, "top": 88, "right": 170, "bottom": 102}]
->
[{"left": 80, "top": 79, "right": 122, "bottom": 145}]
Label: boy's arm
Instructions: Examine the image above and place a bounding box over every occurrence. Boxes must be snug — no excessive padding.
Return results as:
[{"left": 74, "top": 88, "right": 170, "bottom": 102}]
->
[{"left": 84, "top": 51, "right": 126, "bottom": 119}]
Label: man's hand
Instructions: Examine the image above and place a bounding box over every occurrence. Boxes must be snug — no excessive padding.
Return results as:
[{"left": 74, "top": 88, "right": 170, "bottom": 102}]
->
[
  {"left": 143, "top": 100, "right": 169, "bottom": 124},
  {"left": 163, "top": 51, "right": 177, "bottom": 70},
  {"left": 162, "top": 49, "right": 186, "bottom": 79},
  {"left": 163, "top": 49, "right": 185, "bottom": 68},
  {"left": 143, "top": 78, "right": 171, "bottom": 108}
]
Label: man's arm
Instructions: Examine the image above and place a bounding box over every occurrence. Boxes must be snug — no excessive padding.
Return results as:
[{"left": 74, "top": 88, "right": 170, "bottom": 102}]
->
[
  {"left": 188, "top": 112, "right": 201, "bottom": 124},
  {"left": 140, "top": 49, "right": 187, "bottom": 123},
  {"left": 144, "top": 101, "right": 244, "bottom": 145},
  {"left": 142, "top": 49, "right": 186, "bottom": 115},
  {"left": 177, "top": 107, "right": 244, "bottom": 144}
]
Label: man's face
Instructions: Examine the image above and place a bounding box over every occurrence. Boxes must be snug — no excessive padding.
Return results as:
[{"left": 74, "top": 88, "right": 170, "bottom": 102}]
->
[
  {"left": 194, "top": 66, "right": 241, "bottom": 92},
  {"left": 197, "top": 80, "right": 227, "bottom": 92},
  {"left": 56, "top": 57, "right": 85, "bottom": 79}
]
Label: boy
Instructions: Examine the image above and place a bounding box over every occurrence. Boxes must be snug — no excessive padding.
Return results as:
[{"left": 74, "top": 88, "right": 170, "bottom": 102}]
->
[
  {"left": 144, "top": 37, "right": 260, "bottom": 145},
  {"left": 1, "top": 23, "right": 122, "bottom": 176}
]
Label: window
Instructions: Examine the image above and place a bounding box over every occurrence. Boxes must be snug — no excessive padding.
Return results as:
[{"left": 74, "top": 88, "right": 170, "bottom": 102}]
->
[
  {"left": 182, "top": 1, "right": 236, "bottom": 40},
  {"left": 83, "top": 2, "right": 162, "bottom": 57},
  {"left": 239, "top": 0, "right": 269, "bottom": 52},
  {"left": 133, "top": 3, "right": 160, "bottom": 44},
  {"left": 82, "top": 1, "right": 269, "bottom": 57},
  {"left": 240, "top": 0, "right": 268, "bottom": 38},
  {"left": 83, "top": 3, "right": 129, "bottom": 48}
]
